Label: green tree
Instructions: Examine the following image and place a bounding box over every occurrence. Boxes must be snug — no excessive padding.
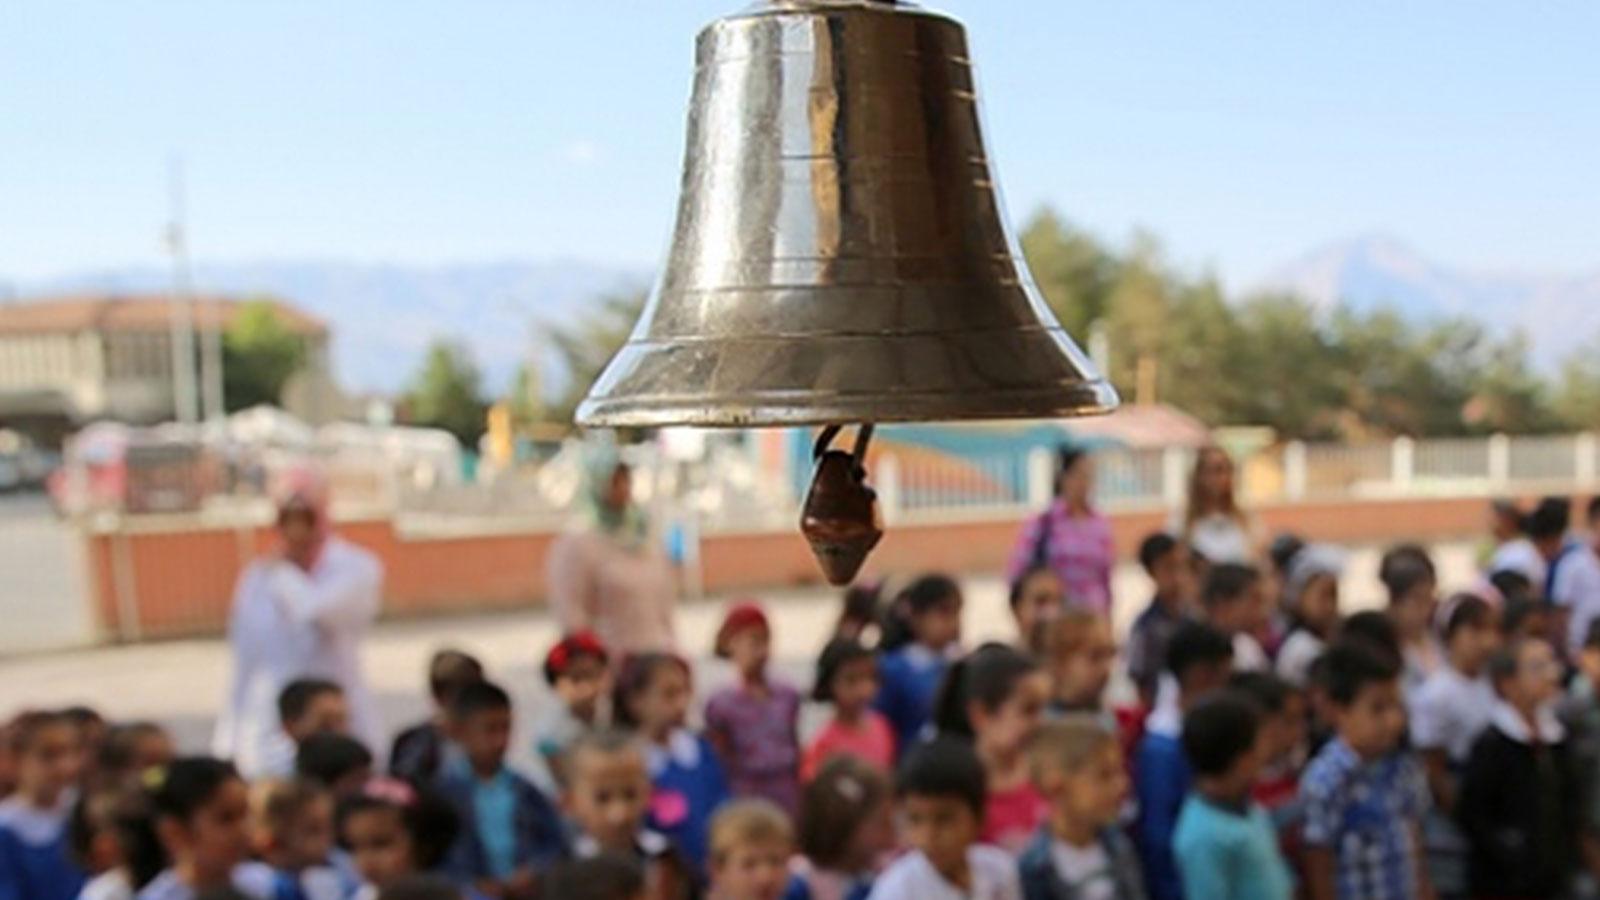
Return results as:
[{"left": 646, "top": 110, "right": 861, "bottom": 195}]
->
[
  {"left": 507, "top": 362, "right": 543, "bottom": 426},
  {"left": 546, "top": 291, "right": 647, "bottom": 424},
  {"left": 1552, "top": 338, "right": 1600, "bottom": 430},
  {"left": 1220, "top": 293, "right": 1344, "bottom": 438},
  {"left": 1010, "top": 204, "right": 1573, "bottom": 439},
  {"left": 1103, "top": 232, "right": 1171, "bottom": 393},
  {"left": 405, "top": 339, "right": 489, "bottom": 447},
  {"left": 1019, "top": 209, "right": 1117, "bottom": 337},
  {"left": 1158, "top": 276, "right": 1242, "bottom": 425},
  {"left": 222, "top": 300, "right": 308, "bottom": 411},
  {"left": 1326, "top": 313, "right": 1565, "bottom": 438},
  {"left": 1462, "top": 331, "right": 1558, "bottom": 434}
]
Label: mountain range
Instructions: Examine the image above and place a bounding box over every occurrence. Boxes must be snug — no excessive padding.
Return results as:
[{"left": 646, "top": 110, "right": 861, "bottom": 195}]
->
[
  {"left": 5, "top": 237, "right": 1596, "bottom": 395},
  {"left": 1256, "top": 236, "right": 1600, "bottom": 368}
]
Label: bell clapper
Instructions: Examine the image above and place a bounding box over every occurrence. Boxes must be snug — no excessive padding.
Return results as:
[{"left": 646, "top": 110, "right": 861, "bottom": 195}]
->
[{"left": 800, "top": 423, "right": 885, "bottom": 586}]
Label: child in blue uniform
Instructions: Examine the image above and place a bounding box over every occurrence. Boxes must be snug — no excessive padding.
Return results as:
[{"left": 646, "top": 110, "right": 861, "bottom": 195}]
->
[
  {"left": 435, "top": 680, "right": 567, "bottom": 898},
  {"left": 248, "top": 778, "right": 347, "bottom": 900},
  {"left": 874, "top": 574, "right": 964, "bottom": 756},
  {"left": 615, "top": 652, "right": 729, "bottom": 881},
  {"left": 1134, "top": 623, "right": 1235, "bottom": 900},
  {"left": 0, "top": 710, "right": 87, "bottom": 900}
]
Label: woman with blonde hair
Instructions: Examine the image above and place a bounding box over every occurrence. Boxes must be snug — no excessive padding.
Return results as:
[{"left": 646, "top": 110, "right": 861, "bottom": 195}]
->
[{"left": 1170, "top": 446, "right": 1259, "bottom": 566}]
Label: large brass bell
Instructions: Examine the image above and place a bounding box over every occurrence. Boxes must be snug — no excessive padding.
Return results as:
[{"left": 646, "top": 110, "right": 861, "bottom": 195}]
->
[{"left": 575, "top": 0, "right": 1117, "bottom": 580}]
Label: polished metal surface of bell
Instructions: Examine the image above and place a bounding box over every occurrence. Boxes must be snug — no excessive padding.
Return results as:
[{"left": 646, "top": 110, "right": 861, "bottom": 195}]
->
[{"left": 576, "top": 0, "right": 1118, "bottom": 428}]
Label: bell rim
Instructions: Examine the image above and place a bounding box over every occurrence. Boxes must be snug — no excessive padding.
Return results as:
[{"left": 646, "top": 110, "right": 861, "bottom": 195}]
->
[{"left": 575, "top": 380, "right": 1120, "bottom": 429}]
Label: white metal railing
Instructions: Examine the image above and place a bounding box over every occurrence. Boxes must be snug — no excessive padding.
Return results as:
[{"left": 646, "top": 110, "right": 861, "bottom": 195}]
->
[
  {"left": 853, "top": 432, "right": 1600, "bottom": 529},
  {"left": 387, "top": 431, "right": 1600, "bottom": 533},
  {"left": 122, "top": 430, "right": 1600, "bottom": 534}
]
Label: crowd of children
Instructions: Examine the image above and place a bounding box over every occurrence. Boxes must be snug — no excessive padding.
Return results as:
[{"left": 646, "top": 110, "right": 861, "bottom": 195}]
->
[{"left": 14, "top": 492, "right": 1600, "bottom": 899}]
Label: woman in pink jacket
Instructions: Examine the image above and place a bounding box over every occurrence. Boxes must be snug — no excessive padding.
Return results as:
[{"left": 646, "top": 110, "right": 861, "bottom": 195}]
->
[{"left": 546, "top": 446, "right": 678, "bottom": 656}]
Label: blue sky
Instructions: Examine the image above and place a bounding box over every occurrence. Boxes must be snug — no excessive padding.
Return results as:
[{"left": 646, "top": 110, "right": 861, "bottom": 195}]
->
[{"left": 4, "top": 1, "right": 1597, "bottom": 288}]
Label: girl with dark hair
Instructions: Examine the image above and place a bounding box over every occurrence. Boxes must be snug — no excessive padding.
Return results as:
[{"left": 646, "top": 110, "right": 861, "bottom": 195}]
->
[
  {"left": 932, "top": 643, "right": 1051, "bottom": 854},
  {"left": 1005, "top": 446, "right": 1114, "bottom": 614},
  {"left": 336, "top": 777, "right": 463, "bottom": 899},
  {"left": 126, "top": 757, "right": 270, "bottom": 900},
  {"left": 1380, "top": 543, "right": 1442, "bottom": 696},
  {"left": 70, "top": 783, "right": 140, "bottom": 900},
  {"left": 1007, "top": 566, "right": 1066, "bottom": 656},
  {"left": 784, "top": 756, "right": 894, "bottom": 900},
  {"left": 613, "top": 653, "right": 728, "bottom": 880},
  {"left": 1408, "top": 593, "right": 1500, "bottom": 897},
  {"left": 0, "top": 711, "right": 86, "bottom": 900},
  {"left": 874, "top": 575, "right": 964, "bottom": 757},
  {"left": 802, "top": 640, "right": 895, "bottom": 781}
]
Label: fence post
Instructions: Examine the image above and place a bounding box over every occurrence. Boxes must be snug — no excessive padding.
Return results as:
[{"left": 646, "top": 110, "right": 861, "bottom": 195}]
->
[
  {"left": 109, "top": 518, "right": 142, "bottom": 644},
  {"left": 1285, "top": 441, "right": 1308, "bottom": 501},
  {"left": 1392, "top": 436, "right": 1415, "bottom": 494},
  {"left": 1489, "top": 433, "right": 1511, "bottom": 490},
  {"left": 1162, "top": 447, "right": 1187, "bottom": 510},
  {"left": 1578, "top": 433, "right": 1597, "bottom": 489},
  {"left": 682, "top": 509, "right": 704, "bottom": 602},
  {"left": 1027, "top": 447, "right": 1055, "bottom": 507},
  {"left": 876, "top": 454, "right": 901, "bottom": 526}
]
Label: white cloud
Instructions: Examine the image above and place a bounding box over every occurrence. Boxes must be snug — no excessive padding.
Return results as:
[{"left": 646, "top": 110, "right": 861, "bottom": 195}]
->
[{"left": 560, "top": 139, "right": 601, "bottom": 166}]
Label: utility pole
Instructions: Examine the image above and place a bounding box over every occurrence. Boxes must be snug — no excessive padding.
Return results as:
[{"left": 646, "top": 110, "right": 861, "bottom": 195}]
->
[
  {"left": 166, "top": 158, "right": 200, "bottom": 424},
  {"left": 166, "top": 156, "right": 222, "bottom": 419}
]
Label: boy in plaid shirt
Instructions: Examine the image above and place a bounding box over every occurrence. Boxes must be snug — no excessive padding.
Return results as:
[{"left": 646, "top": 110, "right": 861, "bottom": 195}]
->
[{"left": 1298, "top": 640, "right": 1435, "bottom": 900}]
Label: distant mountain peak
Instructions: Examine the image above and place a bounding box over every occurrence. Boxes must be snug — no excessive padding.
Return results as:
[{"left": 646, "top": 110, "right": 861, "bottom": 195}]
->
[
  {"left": 1260, "top": 234, "right": 1444, "bottom": 312},
  {"left": 1256, "top": 237, "right": 1600, "bottom": 371}
]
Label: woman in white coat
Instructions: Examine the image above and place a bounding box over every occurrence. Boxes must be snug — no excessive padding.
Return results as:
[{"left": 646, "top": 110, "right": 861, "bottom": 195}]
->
[{"left": 213, "top": 466, "right": 383, "bottom": 777}]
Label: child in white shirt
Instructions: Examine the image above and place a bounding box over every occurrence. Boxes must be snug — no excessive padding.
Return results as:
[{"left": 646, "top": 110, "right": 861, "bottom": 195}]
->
[{"left": 868, "top": 738, "right": 1020, "bottom": 900}]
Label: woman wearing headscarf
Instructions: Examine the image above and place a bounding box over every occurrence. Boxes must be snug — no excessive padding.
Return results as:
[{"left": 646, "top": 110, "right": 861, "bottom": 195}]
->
[
  {"left": 545, "top": 446, "right": 677, "bottom": 655},
  {"left": 1004, "top": 445, "right": 1114, "bottom": 614},
  {"left": 1170, "top": 445, "right": 1261, "bottom": 566},
  {"left": 213, "top": 464, "right": 384, "bottom": 777}
]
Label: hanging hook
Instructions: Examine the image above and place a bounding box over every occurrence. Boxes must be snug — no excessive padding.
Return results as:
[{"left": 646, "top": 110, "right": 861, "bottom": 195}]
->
[
  {"left": 812, "top": 423, "right": 875, "bottom": 470},
  {"left": 801, "top": 422, "right": 884, "bottom": 586},
  {"left": 812, "top": 424, "right": 843, "bottom": 463}
]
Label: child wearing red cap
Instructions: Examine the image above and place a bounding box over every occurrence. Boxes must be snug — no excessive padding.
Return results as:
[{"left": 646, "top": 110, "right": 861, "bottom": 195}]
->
[
  {"left": 532, "top": 631, "right": 611, "bottom": 791},
  {"left": 705, "top": 601, "right": 803, "bottom": 815}
]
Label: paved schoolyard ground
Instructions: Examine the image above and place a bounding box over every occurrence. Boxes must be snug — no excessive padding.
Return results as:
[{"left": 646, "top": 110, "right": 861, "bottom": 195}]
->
[{"left": 0, "top": 542, "right": 1478, "bottom": 771}]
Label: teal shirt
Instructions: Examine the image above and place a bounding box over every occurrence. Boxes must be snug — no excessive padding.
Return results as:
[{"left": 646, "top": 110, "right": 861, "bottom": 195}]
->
[
  {"left": 1173, "top": 795, "right": 1294, "bottom": 900},
  {"left": 471, "top": 768, "right": 519, "bottom": 879}
]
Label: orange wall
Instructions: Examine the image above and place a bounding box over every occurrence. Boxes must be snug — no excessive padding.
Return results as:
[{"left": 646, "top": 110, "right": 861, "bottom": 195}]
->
[{"left": 83, "top": 494, "right": 1504, "bottom": 641}]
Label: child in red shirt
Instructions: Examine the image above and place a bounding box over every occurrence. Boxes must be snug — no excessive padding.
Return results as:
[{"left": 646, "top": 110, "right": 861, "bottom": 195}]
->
[{"left": 802, "top": 639, "right": 895, "bottom": 781}]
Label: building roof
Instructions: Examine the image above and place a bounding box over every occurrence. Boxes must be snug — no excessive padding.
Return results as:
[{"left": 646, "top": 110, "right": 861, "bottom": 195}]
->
[
  {"left": 1062, "top": 402, "right": 1213, "bottom": 449},
  {"left": 0, "top": 294, "right": 326, "bottom": 337}
]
